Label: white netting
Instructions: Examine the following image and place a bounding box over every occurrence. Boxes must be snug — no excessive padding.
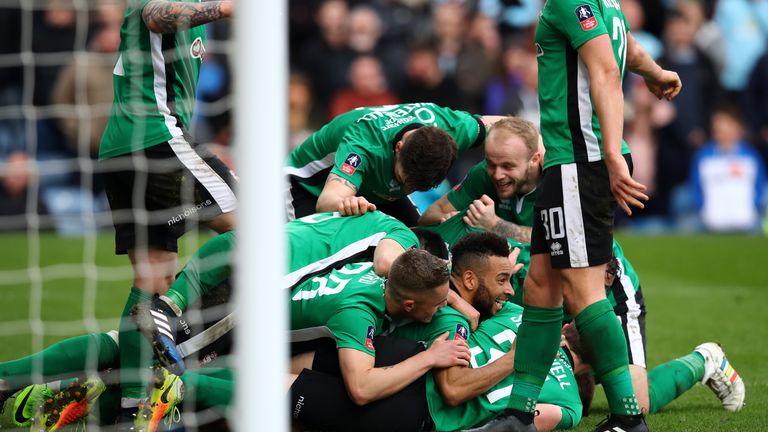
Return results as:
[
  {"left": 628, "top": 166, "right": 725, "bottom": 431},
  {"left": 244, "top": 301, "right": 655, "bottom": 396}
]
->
[{"left": 0, "top": 1, "right": 280, "bottom": 430}]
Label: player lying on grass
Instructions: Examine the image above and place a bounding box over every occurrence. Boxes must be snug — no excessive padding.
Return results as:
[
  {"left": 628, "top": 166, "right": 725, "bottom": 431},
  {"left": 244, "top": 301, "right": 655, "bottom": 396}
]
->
[
  {"left": 1, "top": 234, "right": 744, "bottom": 430},
  {"left": 419, "top": 117, "right": 543, "bottom": 244},
  {"left": 564, "top": 323, "right": 746, "bottom": 422},
  {"left": 0, "top": 292, "right": 235, "bottom": 431},
  {"left": 411, "top": 219, "right": 746, "bottom": 419}
]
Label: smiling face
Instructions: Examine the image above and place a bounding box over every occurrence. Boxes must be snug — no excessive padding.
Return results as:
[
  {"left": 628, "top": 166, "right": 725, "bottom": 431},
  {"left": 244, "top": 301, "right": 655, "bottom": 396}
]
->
[
  {"left": 473, "top": 255, "right": 515, "bottom": 319},
  {"left": 485, "top": 129, "right": 537, "bottom": 199}
]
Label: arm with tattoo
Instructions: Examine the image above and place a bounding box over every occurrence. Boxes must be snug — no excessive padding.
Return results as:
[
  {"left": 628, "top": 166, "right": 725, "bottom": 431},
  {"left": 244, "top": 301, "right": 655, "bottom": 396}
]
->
[
  {"left": 326, "top": 173, "right": 358, "bottom": 191},
  {"left": 142, "top": 0, "right": 233, "bottom": 34},
  {"left": 491, "top": 220, "right": 532, "bottom": 244}
]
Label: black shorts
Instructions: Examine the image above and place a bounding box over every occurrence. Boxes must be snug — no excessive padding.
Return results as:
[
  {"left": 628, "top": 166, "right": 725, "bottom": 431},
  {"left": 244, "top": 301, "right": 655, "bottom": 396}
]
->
[
  {"left": 290, "top": 335, "right": 432, "bottom": 432},
  {"left": 609, "top": 282, "right": 647, "bottom": 368},
  {"left": 102, "top": 136, "right": 237, "bottom": 254},
  {"left": 530, "top": 154, "right": 632, "bottom": 268}
]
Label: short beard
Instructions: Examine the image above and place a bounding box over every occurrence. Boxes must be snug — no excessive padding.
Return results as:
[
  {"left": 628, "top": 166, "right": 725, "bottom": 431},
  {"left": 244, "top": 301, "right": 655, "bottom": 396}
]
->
[{"left": 474, "top": 280, "right": 497, "bottom": 320}]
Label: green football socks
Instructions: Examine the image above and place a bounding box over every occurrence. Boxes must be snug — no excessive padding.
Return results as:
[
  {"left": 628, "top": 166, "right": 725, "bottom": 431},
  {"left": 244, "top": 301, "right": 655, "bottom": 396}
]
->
[
  {"left": 119, "top": 287, "right": 153, "bottom": 401},
  {"left": 648, "top": 352, "right": 705, "bottom": 413},
  {"left": 0, "top": 333, "right": 118, "bottom": 390},
  {"left": 181, "top": 368, "right": 233, "bottom": 410},
  {"left": 507, "top": 305, "right": 564, "bottom": 413},
  {"left": 575, "top": 299, "right": 640, "bottom": 416}
]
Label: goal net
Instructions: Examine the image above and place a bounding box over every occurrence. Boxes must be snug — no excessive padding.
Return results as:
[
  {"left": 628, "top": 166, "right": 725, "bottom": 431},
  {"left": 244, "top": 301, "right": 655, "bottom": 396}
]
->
[{"left": 0, "top": 0, "right": 285, "bottom": 430}]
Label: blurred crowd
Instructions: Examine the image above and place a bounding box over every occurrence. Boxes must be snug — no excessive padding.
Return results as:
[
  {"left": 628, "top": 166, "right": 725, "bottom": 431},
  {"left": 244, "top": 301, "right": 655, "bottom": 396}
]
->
[
  {"left": 0, "top": 0, "right": 766, "bottom": 234},
  {"left": 289, "top": 0, "right": 768, "bottom": 233}
]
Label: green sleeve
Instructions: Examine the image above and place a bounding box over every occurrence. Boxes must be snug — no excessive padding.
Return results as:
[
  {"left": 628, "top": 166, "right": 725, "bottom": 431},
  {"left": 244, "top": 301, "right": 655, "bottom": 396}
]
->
[
  {"left": 329, "top": 140, "right": 369, "bottom": 191},
  {"left": 549, "top": 0, "right": 608, "bottom": 49},
  {"left": 327, "top": 306, "right": 378, "bottom": 356},
  {"left": 166, "top": 231, "right": 235, "bottom": 311},
  {"left": 381, "top": 216, "right": 419, "bottom": 251},
  {"left": 447, "top": 162, "right": 492, "bottom": 211},
  {"left": 393, "top": 307, "right": 471, "bottom": 345}
]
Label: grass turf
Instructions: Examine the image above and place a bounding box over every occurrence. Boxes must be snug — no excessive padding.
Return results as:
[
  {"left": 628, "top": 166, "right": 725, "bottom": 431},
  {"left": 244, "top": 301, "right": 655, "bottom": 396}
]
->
[{"left": 0, "top": 231, "right": 765, "bottom": 430}]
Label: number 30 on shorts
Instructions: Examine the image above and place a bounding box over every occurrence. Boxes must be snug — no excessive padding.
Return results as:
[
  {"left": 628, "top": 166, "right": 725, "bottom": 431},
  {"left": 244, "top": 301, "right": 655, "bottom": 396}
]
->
[{"left": 540, "top": 207, "right": 565, "bottom": 241}]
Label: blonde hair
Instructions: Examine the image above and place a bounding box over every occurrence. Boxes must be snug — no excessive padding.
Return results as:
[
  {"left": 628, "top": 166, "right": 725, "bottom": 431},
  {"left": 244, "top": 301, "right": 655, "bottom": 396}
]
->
[{"left": 487, "top": 117, "right": 539, "bottom": 158}]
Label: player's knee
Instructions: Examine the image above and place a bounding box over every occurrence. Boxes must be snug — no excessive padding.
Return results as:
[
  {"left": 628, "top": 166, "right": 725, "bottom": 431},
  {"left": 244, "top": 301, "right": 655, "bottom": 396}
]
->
[{"left": 208, "top": 212, "right": 235, "bottom": 233}]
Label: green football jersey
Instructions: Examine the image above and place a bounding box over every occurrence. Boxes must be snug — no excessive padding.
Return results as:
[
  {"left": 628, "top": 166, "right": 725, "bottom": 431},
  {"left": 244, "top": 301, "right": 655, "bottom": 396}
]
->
[
  {"left": 99, "top": 0, "right": 206, "bottom": 159},
  {"left": 284, "top": 211, "right": 419, "bottom": 289},
  {"left": 399, "top": 303, "right": 581, "bottom": 431},
  {"left": 447, "top": 161, "right": 536, "bottom": 227},
  {"left": 286, "top": 103, "right": 486, "bottom": 205},
  {"left": 289, "top": 262, "right": 387, "bottom": 356},
  {"left": 419, "top": 210, "right": 484, "bottom": 250},
  {"left": 536, "top": 0, "right": 631, "bottom": 169},
  {"left": 393, "top": 306, "right": 472, "bottom": 347}
]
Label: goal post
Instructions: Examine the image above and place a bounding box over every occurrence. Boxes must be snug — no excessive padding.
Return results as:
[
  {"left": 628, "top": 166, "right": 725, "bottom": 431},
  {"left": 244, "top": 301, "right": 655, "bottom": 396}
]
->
[{"left": 233, "top": 1, "right": 288, "bottom": 431}]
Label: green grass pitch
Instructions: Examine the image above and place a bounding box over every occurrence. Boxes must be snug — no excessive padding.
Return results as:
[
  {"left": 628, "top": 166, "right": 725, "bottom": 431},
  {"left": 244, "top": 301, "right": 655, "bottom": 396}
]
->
[{"left": 0, "top": 231, "right": 765, "bottom": 431}]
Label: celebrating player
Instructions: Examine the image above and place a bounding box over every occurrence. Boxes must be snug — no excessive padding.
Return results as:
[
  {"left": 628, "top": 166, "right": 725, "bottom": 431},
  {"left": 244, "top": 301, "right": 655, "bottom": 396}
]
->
[
  {"left": 286, "top": 103, "right": 504, "bottom": 225},
  {"left": 98, "top": 0, "right": 236, "bottom": 415},
  {"left": 419, "top": 117, "right": 543, "bottom": 243},
  {"left": 502, "top": 1, "right": 681, "bottom": 430}
]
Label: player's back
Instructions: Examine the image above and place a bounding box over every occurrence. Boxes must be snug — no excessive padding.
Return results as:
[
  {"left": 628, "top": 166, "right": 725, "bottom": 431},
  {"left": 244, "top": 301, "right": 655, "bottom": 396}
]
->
[
  {"left": 284, "top": 211, "right": 418, "bottom": 289},
  {"left": 289, "top": 262, "right": 386, "bottom": 335}
]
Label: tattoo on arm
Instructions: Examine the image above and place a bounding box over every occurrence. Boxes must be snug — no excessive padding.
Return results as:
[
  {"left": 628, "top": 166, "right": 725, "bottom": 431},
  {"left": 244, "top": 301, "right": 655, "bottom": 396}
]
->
[
  {"left": 491, "top": 220, "right": 532, "bottom": 243},
  {"left": 327, "top": 174, "right": 358, "bottom": 192},
  {"left": 143, "top": 0, "right": 226, "bottom": 34}
]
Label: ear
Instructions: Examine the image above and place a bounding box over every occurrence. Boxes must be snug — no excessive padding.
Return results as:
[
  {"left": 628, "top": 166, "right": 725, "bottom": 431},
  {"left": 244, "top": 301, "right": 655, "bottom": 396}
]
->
[
  {"left": 403, "top": 299, "right": 415, "bottom": 312},
  {"left": 531, "top": 150, "right": 542, "bottom": 165},
  {"left": 395, "top": 140, "right": 404, "bottom": 153},
  {"left": 462, "top": 270, "right": 477, "bottom": 291}
]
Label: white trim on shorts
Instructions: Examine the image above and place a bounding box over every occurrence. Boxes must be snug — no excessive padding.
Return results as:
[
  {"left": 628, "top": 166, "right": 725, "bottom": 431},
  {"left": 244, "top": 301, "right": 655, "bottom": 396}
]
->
[
  {"left": 167, "top": 135, "right": 237, "bottom": 213},
  {"left": 617, "top": 260, "right": 646, "bottom": 368},
  {"left": 284, "top": 153, "right": 336, "bottom": 220},
  {"left": 561, "top": 163, "right": 589, "bottom": 267}
]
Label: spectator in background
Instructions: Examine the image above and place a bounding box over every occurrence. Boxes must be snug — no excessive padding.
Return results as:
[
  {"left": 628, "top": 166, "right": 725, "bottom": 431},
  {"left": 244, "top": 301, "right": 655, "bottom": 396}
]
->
[
  {"left": 623, "top": 0, "right": 663, "bottom": 62},
  {"left": 52, "top": 2, "right": 123, "bottom": 157},
  {"left": 478, "top": 0, "right": 542, "bottom": 38},
  {"left": 484, "top": 37, "right": 538, "bottom": 126},
  {"left": 677, "top": 0, "right": 725, "bottom": 74},
  {"left": 742, "top": 52, "right": 768, "bottom": 165},
  {"left": 33, "top": 0, "right": 78, "bottom": 107},
  {"left": 431, "top": 1, "right": 467, "bottom": 78},
  {"left": 289, "top": 72, "right": 322, "bottom": 151},
  {"left": 0, "top": 4, "right": 28, "bottom": 221},
  {"left": 400, "top": 40, "right": 467, "bottom": 110},
  {"left": 347, "top": 5, "right": 407, "bottom": 93},
  {"left": 713, "top": 0, "right": 768, "bottom": 95},
  {"left": 454, "top": 12, "right": 502, "bottom": 114},
  {"left": 297, "top": 0, "right": 353, "bottom": 109},
  {"left": 328, "top": 55, "right": 400, "bottom": 119},
  {"left": 690, "top": 105, "right": 766, "bottom": 232},
  {"left": 653, "top": 9, "right": 720, "bottom": 216}
]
